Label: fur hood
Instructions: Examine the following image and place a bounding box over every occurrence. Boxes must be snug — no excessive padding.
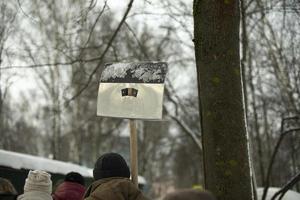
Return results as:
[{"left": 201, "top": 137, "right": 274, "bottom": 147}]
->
[{"left": 84, "top": 177, "right": 149, "bottom": 200}]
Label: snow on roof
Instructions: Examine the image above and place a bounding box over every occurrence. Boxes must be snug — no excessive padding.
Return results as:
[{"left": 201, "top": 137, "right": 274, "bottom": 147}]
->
[
  {"left": 0, "top": 150, "right": 92, "bottom": 177},
  {"left": 100, "top": 62, "right": 168, "bottom": 83},
  {"left": 257, "top": 187, "right": 300, "bottom": 200},
  {"left": 0, "top": 150, "right": 148, "bottom": 184}
]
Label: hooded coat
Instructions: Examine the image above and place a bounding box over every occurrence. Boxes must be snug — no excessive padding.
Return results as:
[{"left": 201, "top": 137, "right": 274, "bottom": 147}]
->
[
  {"left": 84, "top": 177, "right": 149, "bottom": 200},
  {"left": 52, "top": 181, "right": 85, "bottom": 200},
  {"left": 17, "top": 170, "right": 52, "bottom": 200},
  {"left": 17, "top": 191, "right": 52, "bottom": 200}
]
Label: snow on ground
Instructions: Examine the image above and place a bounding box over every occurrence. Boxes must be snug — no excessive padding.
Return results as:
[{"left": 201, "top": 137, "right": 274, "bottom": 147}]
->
[{"left": 257, "top": 187, "right": 300, "bottom": 200}]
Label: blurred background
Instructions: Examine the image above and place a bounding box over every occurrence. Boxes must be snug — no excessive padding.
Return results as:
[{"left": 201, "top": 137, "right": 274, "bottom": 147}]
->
[{"left": 0, "top": 0, "right": 299, "bottom": 198}]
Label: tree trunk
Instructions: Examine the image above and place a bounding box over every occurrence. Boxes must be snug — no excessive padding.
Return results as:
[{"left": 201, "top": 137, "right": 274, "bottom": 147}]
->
[
  {"left": 0, "top": 63, "right": 2, "bottom": 132},
  {"left": 193, "top": 0, "right": 253, "bottom": 199}
]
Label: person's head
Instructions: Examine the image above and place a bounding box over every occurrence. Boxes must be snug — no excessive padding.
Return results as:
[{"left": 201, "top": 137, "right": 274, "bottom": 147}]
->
[
  {"left": 64, "top": 172, "right": 85, "bottom": 186},
  {"left": 0, "top": 177, "right": 17, "bottom": 194},
  {"left": 23, "top": 170, "right": 52, "bottom": 194},
  {"left": 93, "top": 152, "right": 130, "bottom": 181},
  {"left": 163, "top": 189, "right": 216, "bottom": 200},
  {"left": 52, "top": 179, "right": 64, "bottom": 193}
]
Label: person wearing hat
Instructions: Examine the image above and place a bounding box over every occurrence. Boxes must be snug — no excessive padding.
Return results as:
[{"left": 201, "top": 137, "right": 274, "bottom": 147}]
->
[
  {"left": 84, "top": 152, "right": 149, "bottom": 200},
  {"left": 17, "top": 170, "right": 52, "bottom": 200},
  {"left": 52, "top": 172, "right": 86, "bottom": 200},
  {"left": 0, "top": 177, "right": 18, "bottom": 200}
]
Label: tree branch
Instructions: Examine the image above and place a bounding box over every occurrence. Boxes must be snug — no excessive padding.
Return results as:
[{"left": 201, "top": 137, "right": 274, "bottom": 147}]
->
[
  {"left": 262, "top": 116, "right": 300, "bottom": 200},
  {"left": 0, "top": 55, "right": 105, "bottom": 70},
  {"left": 79, "top": 1, "right": 107, "bottom": 57},
  {"left": 124, "top": 22, "right": 150, "bottom": 60},
  {"left": 164, "top": 104, "right": 202, "bottom": 152},
  {"left": 270, "top": 172, "right": 300, "bottom": 200},
  {"left": 64, "top": 0, "right": 135, "bottom": 106}
]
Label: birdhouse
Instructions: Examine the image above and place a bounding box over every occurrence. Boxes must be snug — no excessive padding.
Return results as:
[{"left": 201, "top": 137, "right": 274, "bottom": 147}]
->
[{"left": 97, "top": 62, "right": 168, "bottom": 120}]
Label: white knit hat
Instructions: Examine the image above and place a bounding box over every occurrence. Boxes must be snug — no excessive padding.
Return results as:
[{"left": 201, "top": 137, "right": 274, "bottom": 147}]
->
[{"left": 23, "top": 170, "right": 52, "bottom": 194}]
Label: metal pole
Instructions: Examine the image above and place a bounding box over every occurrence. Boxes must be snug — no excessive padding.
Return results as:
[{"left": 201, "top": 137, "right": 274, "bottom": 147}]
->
[{"left": 129, "top": 119, "right": 138, "bottom": 187}]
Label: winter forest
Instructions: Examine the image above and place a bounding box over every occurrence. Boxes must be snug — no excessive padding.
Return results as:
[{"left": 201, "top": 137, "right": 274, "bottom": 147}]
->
[{"left": 0, "top": 0, "right": 300, "bottom": 200}]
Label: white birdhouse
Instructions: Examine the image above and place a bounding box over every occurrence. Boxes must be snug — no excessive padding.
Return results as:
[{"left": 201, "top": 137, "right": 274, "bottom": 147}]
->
[{"left": 97, "top": 62, "right": 168, "bottom": 120}]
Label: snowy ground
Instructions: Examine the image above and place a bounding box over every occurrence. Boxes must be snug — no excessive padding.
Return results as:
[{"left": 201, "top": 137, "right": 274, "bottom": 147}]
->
[{"left": 257, "top": 187, "right": 300, "bottom": 200}]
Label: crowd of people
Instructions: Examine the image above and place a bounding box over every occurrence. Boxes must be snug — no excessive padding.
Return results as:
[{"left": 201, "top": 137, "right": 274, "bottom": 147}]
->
[{"left": 0, "top": 153, "right": 215, "bottom": 200}]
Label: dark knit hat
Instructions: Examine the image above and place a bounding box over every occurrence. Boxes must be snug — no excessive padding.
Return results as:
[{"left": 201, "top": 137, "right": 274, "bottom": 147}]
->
[
  {"left": 65, "top": 172, "right": 85, "bottom": 186},
  {"left": 93, "top": 153, "right": 130, "bottom": 180}
]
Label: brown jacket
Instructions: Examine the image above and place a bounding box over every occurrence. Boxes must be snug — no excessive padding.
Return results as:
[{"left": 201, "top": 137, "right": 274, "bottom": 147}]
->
[{"left": 84, "top": 177, "right": 149, "bottom": 200}]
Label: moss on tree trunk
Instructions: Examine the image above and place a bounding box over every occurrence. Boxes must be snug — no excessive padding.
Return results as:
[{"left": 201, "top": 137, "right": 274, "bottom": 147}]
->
[{"left": 193, "top": 0, "right": 253, "bottom": 199}]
